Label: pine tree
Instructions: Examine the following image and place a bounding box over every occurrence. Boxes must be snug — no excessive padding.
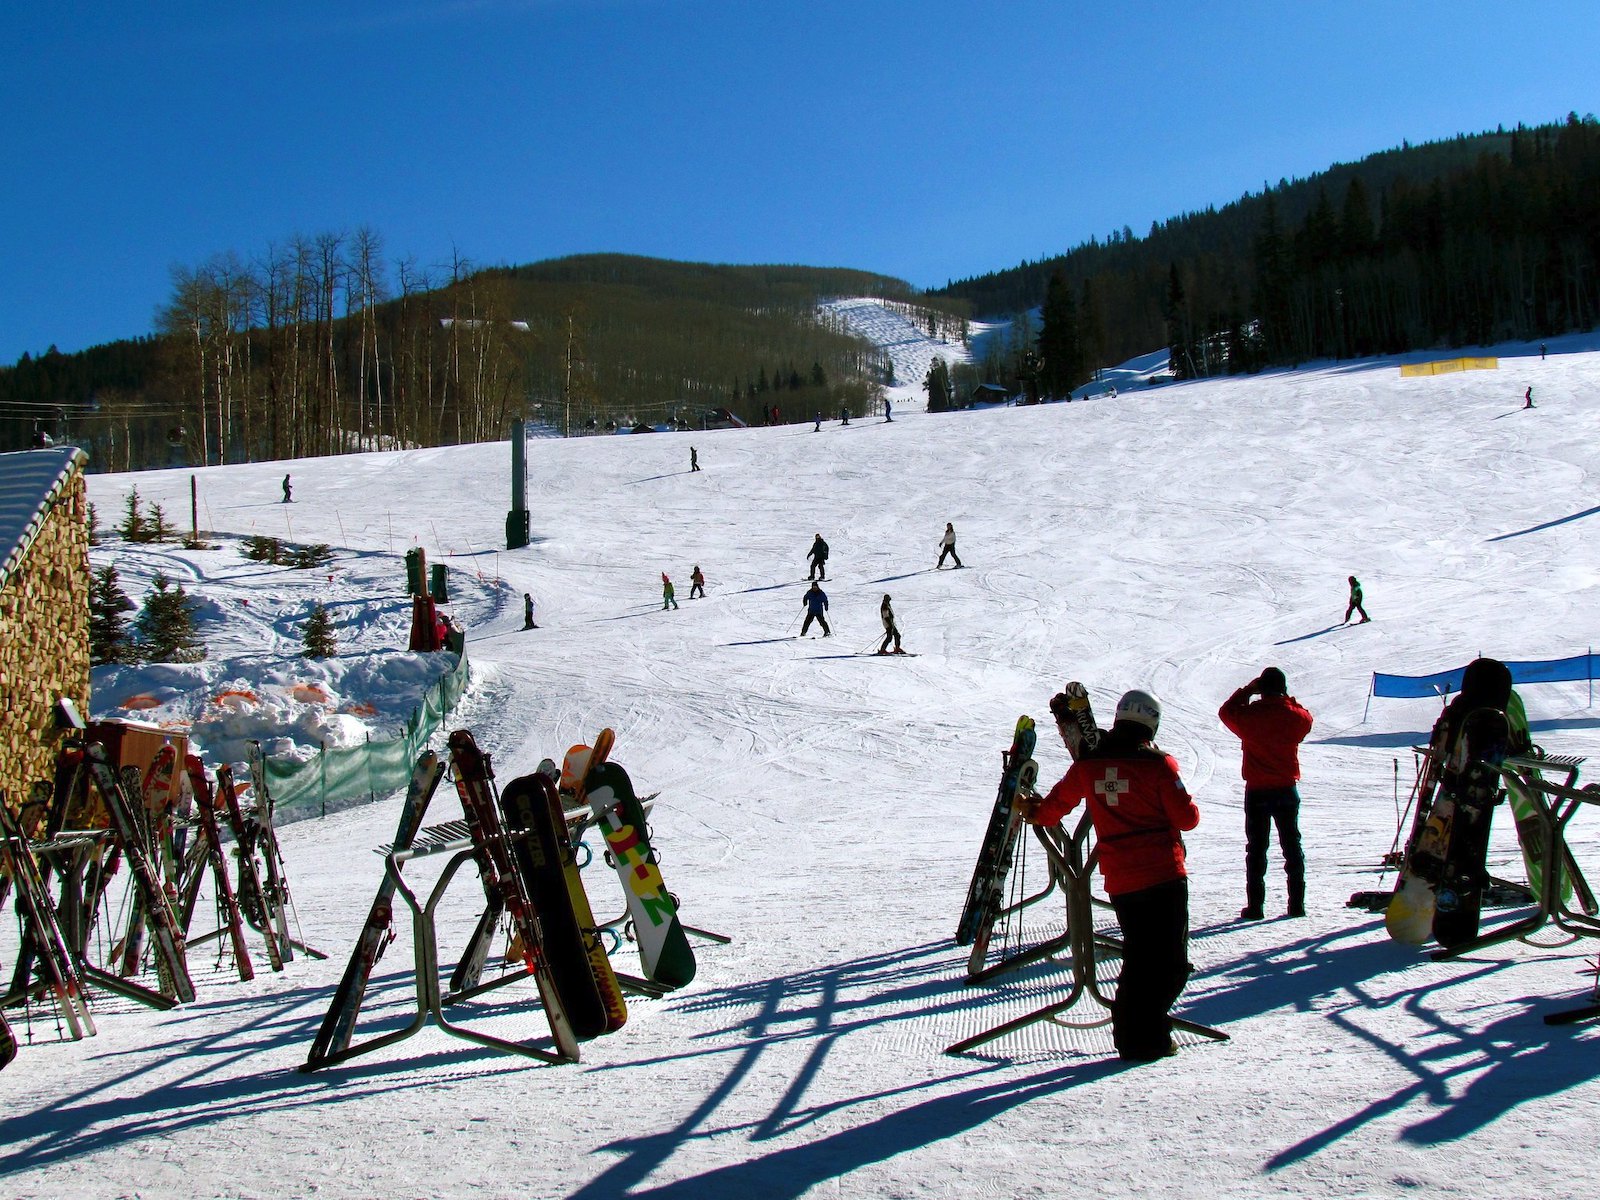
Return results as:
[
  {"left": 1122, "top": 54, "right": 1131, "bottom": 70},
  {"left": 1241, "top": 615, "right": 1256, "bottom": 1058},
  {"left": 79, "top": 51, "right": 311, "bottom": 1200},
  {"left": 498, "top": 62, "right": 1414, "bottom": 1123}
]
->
[
  {"left": 1037, "top": 270, "right": 1083, "bottom": 399},
  {"left": 134, "top": 572, "right": 206, "bottom": 662},
  {"left": 924, "top": 357, "right": 953, "bottom": 412},
  {"left": 148, "top": 501, "right": 175, "bottom": 543},
  {"left": 89, "top": 563, "right": 135, "bottom": 664},
  {"left": 301, "top": 602, "right": 337, "bottom": 659},
  {"left": 118, "top": 487, "right": 146, "bottom": 542}
]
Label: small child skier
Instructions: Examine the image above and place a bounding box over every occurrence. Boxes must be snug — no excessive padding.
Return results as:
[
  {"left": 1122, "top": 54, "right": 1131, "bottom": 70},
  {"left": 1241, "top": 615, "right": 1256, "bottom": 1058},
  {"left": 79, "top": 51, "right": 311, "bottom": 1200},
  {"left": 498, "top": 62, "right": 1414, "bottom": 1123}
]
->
[
  {"left": 662, "top": 573, "right": 679, "bottom": 610},
  {"left": 690, "top": 565, "right": 706, "bottom": 599}
]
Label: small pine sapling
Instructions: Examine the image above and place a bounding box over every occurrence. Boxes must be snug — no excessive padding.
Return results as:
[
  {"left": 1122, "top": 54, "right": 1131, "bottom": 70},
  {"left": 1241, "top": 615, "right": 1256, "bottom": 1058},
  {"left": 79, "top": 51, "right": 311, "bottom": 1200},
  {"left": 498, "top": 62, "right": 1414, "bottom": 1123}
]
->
[
  {"left": 301, "top": 602, "right": 337, "bottom": 659},
  {"left": 118, "top": 487, "right": 146, "bottom": 542},
  {"left": 134, "top": 571, "right": 206, "bottom": 662}
]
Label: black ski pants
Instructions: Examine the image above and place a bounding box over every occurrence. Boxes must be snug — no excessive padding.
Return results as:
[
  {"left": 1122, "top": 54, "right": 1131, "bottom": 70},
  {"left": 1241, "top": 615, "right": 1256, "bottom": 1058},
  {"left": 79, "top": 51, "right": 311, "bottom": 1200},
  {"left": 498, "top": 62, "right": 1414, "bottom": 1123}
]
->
[
  {"left": 1244, "top": 784, "right": 1305, "bottom": 912},
  {"left": 809, "top": 559, "right": 826, "bottom": 580},
  {"left": 800, "top": 611, "right": 830, "bottom": 636},
  {"left": 878, "top": 622, "right": 901, "bottom": 653},
  {"left": 937, "top": 544, "right": 962, "bottom": 568},
  {"left": 1109, "top": 876, "right": 1191, "bottom": 1061}
]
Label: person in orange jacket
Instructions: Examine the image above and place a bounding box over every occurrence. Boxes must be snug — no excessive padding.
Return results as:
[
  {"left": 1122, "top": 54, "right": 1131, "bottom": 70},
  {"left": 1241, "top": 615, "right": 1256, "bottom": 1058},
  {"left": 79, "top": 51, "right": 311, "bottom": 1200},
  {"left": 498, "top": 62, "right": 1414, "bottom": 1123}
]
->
[
  {"left": 1219, "top": 667, "right": 1315, "bottom": 920},
  {"left": 1024, "top": 689, "right": 1199, "bottom": 1062}
]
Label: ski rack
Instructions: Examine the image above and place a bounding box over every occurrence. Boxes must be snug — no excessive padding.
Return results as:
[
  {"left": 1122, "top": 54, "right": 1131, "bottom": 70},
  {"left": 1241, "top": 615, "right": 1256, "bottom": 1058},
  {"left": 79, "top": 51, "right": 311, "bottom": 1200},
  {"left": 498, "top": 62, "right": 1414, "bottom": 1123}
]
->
[
  {"left": 947, "top": 813, "right": 1227, "bottom": 1056},
  {"left": 1433, "top": 757, "right": 1600, "bottom": 982},
  {"left": 305, "top": 819, "right": 573, "bottom": 1071},
  {"left": 11, "top": 826, "right": 183, "bottom": 1013},
  {"left": 965, "top": 820, "right": 1095, "bottom": 986}
]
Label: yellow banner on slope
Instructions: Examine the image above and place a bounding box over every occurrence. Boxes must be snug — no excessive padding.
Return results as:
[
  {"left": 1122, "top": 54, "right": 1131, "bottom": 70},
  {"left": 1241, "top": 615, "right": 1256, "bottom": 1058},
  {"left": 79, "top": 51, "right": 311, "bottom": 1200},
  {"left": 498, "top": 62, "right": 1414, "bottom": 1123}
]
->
[{"left": 1400, "top": 357, "right": 1499, "bottom": 377}]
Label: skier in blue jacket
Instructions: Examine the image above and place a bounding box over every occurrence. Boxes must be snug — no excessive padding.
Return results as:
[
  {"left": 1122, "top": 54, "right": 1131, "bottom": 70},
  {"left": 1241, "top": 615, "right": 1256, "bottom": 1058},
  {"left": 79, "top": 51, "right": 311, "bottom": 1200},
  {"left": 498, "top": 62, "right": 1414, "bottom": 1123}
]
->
[{"left": 800, "top": 582, "right": 831, "bottom": 637}]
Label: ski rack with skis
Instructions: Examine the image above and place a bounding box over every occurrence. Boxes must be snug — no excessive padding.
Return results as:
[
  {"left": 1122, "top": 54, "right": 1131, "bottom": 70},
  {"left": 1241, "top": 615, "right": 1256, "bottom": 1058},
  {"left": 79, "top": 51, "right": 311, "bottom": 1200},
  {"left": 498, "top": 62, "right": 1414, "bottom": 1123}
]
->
[
  {"left": 964, "top": 818, "right": 1114, "bottom": 986},
  {"left": 0, "top": 795, "right": 97, "bottom": 1047},
  {"left": 303, "top": 818, "right": 573, "bottom": 1070},
  {"left": 946, "top": 811, "right": 1227, "bottom": 1057},
  {"left": 1431, "top": 756, "right": 1600, "bottom": 983}
]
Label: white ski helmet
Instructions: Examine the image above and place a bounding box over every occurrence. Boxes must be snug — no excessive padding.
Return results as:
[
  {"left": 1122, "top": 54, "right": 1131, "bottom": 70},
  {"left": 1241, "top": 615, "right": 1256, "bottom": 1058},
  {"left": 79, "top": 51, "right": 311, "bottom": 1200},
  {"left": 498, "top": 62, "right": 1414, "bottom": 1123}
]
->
[{"left": 1114, "top": 689, "right": 1161, "bottom": 736}]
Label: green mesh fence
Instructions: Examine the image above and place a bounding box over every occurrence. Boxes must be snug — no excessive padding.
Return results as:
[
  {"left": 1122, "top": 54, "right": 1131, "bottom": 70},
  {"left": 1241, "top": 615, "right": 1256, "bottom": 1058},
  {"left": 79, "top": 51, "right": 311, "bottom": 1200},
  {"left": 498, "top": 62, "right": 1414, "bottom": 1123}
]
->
[{"left": 261, "top": 646, "right": 471, "bottom": 818}]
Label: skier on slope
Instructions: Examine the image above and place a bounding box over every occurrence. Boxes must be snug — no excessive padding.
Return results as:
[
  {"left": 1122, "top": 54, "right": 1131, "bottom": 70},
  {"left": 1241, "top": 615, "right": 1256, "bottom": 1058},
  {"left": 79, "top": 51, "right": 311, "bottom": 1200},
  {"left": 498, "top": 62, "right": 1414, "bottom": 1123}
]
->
[
  {"left": 1523, "top": 387, "right": 1535, "bottom": 409},
  {"left": 1219, "top": 668, "right": 1314, "bottom": 920},
  {"left": 1344, "top": 576, "right": 1370, "bottom": 624},
  {"left": 523, "top": 593, "right": 538, "bottom": 630},
  {"left": 806, "top": 534, "right": 829, "bottom": 581},
  {"left": 1022, "top": 690, "right": 1199, "bottom": 1063},
  {"left": 661, "top": 573, "right": 679, "bottom": 610},
  {"left": 690, "top": 445, "right": 701, "bottom": 471},
  {"left": 282, "top": 474, "right": 292, "bottom": 503},
  {"left": 877, "top": 594, "right": 903, "bottom": 655},
  {"left": 936, "top": 522, "right": 963, "bottom": 569},
  {"left": 689, "top": 565, "right": 706, "bottom": 599},
  {"left": 800, "top": 581, "right": 830, "bottom": 637}
]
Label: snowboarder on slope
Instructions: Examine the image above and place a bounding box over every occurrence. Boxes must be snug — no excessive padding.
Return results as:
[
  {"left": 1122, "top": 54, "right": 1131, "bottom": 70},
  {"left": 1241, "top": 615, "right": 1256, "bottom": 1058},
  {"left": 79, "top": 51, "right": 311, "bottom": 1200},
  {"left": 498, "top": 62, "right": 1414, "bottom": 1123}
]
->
[
  {"left": 877, "top": 594, "right": 903, "bottom": 655},
  {"left": 1345, "top": 576, "right": 1370, "bottom": 624},
  {"left": 807, "top": 534, "right": 829, "bottom": 581},
  {"left": 1022, "top": 689, "right": 1198, "bottom": 1063},
  {"left": 523, "top": 592, "right": 539, "bottom": 630},
  {"left": 282, "top": 474, "right": 292, "bottom": 503},
  {"left": 662, "top": 573, "right": 679, "bottom": 610},
  {"left": 1219, "top": 668, "right": 1314, "bottom": 919},
  {"left": 1523, "top": 387, "right": 1535, "bottom": 409},
  {"left": 690, "top": 445, "right": 701, "bottom": 471},
  {"left": 800, "top": 582, "right": 830, "bottom": 637},
  {"left": 690, "top": 565, "right": 706, "bottom": 599},
  {"left": 937, "top": 522, "right": 963, "bottom": 569},
  {"left": 884, "top": 397, "right": 893, "bottom": 423}
]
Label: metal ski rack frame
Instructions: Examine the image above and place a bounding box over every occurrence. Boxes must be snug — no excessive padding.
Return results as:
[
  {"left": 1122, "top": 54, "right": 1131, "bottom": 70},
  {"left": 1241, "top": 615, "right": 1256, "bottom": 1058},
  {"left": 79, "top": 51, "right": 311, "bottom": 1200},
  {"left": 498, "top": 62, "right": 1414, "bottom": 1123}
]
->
[
  {"left": 21, "top": 827, "right": 181, "bottom": 1012},
  {"left": 1431, "top": 757, "right": 1600, "bottom": 977},
  {"left": 947, "top": 814, "right": 1227, "bottom": 1056},
  {"left": 303, "top": 819, "right": 573, "bottom": 1071},
  {"left": 0, "top": 800, "right": 97, "bottom": 1040},
  {"left": 964, "top": 822, "right": 1087, "bottom": 986}
]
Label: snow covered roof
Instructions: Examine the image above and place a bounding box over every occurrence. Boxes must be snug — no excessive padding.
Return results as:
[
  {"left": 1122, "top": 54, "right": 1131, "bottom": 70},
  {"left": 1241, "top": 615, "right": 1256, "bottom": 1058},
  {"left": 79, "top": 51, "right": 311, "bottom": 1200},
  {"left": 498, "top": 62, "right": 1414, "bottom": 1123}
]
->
[{"left": 0, "top": 445, "right": 88, "bottom": 594}]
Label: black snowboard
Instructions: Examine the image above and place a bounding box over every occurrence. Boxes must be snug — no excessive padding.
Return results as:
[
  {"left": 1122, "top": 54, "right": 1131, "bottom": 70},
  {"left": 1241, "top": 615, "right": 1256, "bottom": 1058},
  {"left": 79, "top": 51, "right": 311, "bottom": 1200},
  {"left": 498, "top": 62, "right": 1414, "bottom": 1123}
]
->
[
  {"left": 498, "top": 774, "right": 608, "bottom": 1041},
  {"left": 1432, "top": 708, "right": 1512, "bottom": 949}
]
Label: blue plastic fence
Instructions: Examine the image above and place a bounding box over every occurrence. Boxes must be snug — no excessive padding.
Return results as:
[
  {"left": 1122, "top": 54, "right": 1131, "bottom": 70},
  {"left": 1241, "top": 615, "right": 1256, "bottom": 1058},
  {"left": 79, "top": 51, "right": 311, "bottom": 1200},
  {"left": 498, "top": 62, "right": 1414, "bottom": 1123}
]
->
[{"left": 1371, "top": 652, "right": 1597, "bottom": 700}]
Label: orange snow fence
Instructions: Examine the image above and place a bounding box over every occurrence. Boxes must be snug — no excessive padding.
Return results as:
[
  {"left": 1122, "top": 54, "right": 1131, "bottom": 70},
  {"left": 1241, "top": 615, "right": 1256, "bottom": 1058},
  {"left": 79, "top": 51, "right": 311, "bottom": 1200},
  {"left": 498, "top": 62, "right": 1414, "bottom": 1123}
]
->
[
  {"left": 119, "top": 694, "right": 162, "bottom": 711},
  {"left": 292, "top": 683, "right": 331, "bottom": 705},
  {"left": 1399, "top": 356, "right": 1498, "bottom": 377}
]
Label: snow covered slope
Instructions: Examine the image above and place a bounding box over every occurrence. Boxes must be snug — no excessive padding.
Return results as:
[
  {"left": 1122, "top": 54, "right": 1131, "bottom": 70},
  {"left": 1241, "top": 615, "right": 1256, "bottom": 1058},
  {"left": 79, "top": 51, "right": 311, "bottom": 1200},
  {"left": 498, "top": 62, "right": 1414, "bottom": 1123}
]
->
[{"left": 5, "top": 328, "right": 1600, "bottom": 1199}]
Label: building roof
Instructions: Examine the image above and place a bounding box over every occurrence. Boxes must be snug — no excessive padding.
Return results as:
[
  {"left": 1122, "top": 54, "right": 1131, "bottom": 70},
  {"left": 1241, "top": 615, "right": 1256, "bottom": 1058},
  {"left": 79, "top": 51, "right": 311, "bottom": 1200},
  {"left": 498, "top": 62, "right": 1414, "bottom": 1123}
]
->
[{"left": 0, "top": 446, "right": 89, "bottom": 594}]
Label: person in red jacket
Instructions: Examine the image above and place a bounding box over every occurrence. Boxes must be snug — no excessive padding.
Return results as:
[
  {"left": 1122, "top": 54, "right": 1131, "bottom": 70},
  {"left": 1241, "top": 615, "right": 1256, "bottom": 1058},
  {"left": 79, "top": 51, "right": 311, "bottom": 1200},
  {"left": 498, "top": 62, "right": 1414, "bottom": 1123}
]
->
[
  {"left": 1219, "top": 667, "right": 1314, "bottom": 920},
  {"left": 1023, "top": 689, "right": 1199, "bottom": 1062}
]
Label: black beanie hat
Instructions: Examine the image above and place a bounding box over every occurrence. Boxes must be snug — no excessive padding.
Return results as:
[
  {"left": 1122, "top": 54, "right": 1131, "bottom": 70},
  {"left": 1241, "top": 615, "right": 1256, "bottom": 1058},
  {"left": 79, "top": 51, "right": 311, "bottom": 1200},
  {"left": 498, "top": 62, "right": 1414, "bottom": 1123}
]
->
[{"left": 1259, "top": 667, "right": 1288, "bottom": 696}]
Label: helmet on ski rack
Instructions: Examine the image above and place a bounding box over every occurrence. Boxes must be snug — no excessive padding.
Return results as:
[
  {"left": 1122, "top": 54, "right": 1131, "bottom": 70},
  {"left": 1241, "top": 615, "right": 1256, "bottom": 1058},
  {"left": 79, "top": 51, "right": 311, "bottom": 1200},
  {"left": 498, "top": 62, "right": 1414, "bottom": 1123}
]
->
[{"left": 1114, "top": 689, "right": 1161, "bottom": 737}]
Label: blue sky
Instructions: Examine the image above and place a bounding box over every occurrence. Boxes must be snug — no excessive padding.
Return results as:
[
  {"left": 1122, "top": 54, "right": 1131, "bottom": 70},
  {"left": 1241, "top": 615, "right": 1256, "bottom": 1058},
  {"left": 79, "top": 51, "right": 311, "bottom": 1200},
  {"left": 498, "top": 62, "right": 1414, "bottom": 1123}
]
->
[{"left": 2, "top": 1, "right": 1596, "bottom": 363}]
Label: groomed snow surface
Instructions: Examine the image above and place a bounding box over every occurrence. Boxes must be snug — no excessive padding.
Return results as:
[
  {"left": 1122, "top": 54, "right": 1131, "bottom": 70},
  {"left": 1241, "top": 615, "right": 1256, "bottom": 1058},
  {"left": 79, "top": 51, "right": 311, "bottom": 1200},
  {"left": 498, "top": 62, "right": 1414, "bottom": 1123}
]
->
[{"left": 6, "top": 307, "right": 1600, "bottom": 1198}]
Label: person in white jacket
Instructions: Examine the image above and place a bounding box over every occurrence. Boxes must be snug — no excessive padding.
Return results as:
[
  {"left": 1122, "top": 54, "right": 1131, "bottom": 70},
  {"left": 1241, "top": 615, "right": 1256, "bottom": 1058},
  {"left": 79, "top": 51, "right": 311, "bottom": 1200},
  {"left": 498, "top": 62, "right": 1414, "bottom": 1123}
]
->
[{"left": 937, "top": 522, "right": 962, "bottom": 569}]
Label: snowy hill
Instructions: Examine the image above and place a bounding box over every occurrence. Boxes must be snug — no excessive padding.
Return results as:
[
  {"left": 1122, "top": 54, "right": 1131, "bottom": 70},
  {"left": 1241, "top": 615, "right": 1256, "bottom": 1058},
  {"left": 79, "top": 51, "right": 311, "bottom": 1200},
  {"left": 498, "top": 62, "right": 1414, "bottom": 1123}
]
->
[{"left": 5, "top": 316, "right": 1600, "bottom": 1198}]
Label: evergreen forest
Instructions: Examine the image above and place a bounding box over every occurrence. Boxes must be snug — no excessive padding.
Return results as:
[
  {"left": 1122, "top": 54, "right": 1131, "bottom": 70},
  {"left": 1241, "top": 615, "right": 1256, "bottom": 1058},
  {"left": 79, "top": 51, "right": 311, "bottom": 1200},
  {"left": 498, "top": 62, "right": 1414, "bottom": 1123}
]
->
[{"left": 937, "top": 116, "right": 1600, "bottom": 386}]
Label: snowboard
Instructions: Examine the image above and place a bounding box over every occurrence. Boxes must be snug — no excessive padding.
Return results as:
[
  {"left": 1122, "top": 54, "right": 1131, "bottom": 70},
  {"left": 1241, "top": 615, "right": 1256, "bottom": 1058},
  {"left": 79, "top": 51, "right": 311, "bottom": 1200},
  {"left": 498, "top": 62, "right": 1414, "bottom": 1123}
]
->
[
  {"left": 966, "top": 758, "right": 1039, "bottom": 976},
  {"left": 447, "top": 730, "right": 581, "bottom": 1061},
  {"left": 1051, "top": 682, "right": 1103, "bottom": 760},
  {"left": 1386, "top": 708, "right": 1509, "bottom": 945},
  {"left": 306, "top": 751, "right": 445, "bottom": 1068},
  {"left": 955, "top": 715, "right": 1038, "bottom": 947},
  {"left": 1432, "top": 709, "right": 1512, "bottom": 948},
  {"left": 498, "top": 773, "right": 612, "bottom": 1039},
  {"left": 574, "top": 740, "right": 697, "bottom": 990}
]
